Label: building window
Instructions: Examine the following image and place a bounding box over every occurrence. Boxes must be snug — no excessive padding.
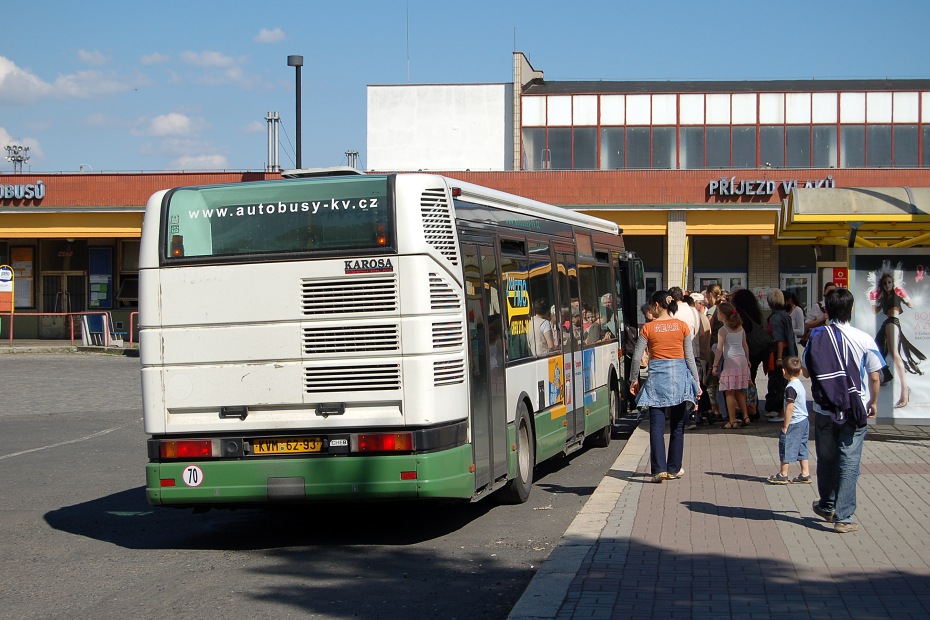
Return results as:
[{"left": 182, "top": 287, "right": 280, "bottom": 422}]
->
[
  {"left": 840, "top": 125, "right": 865, "bottom": 167},
  {"left": 11, "top": 246, "right": 34, "bottom": 309},
  {"left": 679, "top": 127, "right": 704, "bottom": 169},
  {"left": 894, "top": 125, "right": 918, "bottom": 167},
  {"left": 922, "top": 125, "right": 930, "bottom": 167},
  {"left": 652, "top": 127, "right": 676, "bottom": 169},
  {"left": 548, "top": 128, "right": 572, "bottom": 170},
  {"left": 118, "top": 240, "right": 140, "bottom": 309},
  {"left": 573, "top": 127, "right": 597, "bottom": 170},
  {"left": 522, "top": 128, "right": 547, "bottom": 170},
  {"left": 523, "top": 91, "right": 926, "bottom": 171},
  {"left": 813, "top": 126, "right": 838, "bottom": 168},
  {"left": 786, "top": 126, "right": 811, "bottom": 167},
  {"left": 626, "top": 127, "right": 650, "bottom": 168},
  {"left": 760, "top": 126, "right": 784, "bottom": 167},
  {"left": 706, "top": 126, "right": 730, "bottom": 168},
  {"left": 732, "top": 126, "right": 756, "bottom": 168},
  {"left": 867, "top": 125, "right": 892, "bottom": 167},
  {"left": 600, "top": 127, "right": 624, "bottom": 169}
]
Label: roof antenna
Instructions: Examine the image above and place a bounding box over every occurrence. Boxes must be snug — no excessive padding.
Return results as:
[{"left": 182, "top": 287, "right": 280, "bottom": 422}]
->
[{"left": 406, "top": 0, "right": 410, "bottom": 82}]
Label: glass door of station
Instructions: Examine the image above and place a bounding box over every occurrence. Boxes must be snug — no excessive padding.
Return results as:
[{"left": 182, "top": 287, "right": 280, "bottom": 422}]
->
[
  {"left": 695, "top": 273, "right": 747, "bottom": 295},
  {"left": 780, "top": 273, "right": 814, "bottom": 312},
  {"left": 39, "top": 272, "right": 86, "bottom": 338}
]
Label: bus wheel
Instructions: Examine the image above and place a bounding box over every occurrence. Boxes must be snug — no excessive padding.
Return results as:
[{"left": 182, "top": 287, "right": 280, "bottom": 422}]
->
[{"left": 499, "top": 401, "right": 535, "bottom": 504}]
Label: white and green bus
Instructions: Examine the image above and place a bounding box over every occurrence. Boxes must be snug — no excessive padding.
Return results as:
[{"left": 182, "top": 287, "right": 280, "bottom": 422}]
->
[{"left": 141, "top": 170, "right": 642, "bottom": 507}]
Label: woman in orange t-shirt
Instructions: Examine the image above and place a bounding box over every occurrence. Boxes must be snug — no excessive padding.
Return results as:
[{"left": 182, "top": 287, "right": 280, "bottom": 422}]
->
[{"left": 630, "top": 290, "right": 702, "bottom": 483}]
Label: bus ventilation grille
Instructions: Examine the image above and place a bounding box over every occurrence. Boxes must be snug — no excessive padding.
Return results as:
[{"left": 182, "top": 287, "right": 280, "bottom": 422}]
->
[
  {"left": 304, "top": 364, "right": 401, "bottom": 393},
  {"left": 420, "top": 188, "right": 459, "bottom": 266},
  {"left": 432, "top": 322, "right": 463, "bottom": 349},
  {"left": 429, "top": 273, "right": 460, "bottom": 310},
  {"left": 302, "top": 276, "right": 398, "bottom": 315},
  {"left": 303, "top": 325, "right": 400, "bottom": 355},
  {"left": 434, "top": 359, "right": 465, "bottom": 386}
]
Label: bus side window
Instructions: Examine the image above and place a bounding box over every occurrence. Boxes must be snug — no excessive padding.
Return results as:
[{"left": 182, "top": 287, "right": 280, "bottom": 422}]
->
[
  {"left": 502, "top": 256, "right": 531, "bottom": 362},
  {"left": 528, "top": 242, "right": 557, "bottom": 357},
  {"left": 594, "top": 263, "right": 616, "bottom": 341}
]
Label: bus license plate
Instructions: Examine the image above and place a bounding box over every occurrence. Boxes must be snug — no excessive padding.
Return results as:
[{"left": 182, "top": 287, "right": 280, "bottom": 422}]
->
[{"left": 252, "top": 438, "right": 323, "bottom": 454}]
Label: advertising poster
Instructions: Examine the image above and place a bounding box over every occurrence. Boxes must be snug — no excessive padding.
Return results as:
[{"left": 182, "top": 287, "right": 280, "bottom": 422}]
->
[
  {"left": 849, "top": 249, "right": 928, "bottom": 422},
  {"left": 548, "top": 356, "right": 563, "bottom": 407}
]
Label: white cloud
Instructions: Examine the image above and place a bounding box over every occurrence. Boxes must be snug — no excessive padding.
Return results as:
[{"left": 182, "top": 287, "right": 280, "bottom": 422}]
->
[
  {"left": 0, "top": 56, "right": 52, "bottom": 103},
  {"left": 177, "top": 50, "right": 260, "bottom": 87},
  {"left": 54, "top": 70, "right": 136, "bottom": 98},
  {"left": 0, "top": 55, "right": 140, "bottom": 103},
  {"left": 148, "top": 112, "right": 204, "bottom": 137},
  {"left": 170, "top": 153, "right": 229, "bottom": 170},
  {"left": 78, "top": 49, "right": 110, "bottom": 66},
  {"left": 140, "top": 52, "right": 170, "bottom": 65},
  {"left": 254, "top": 28, "right": 285, "bottom": 43},
  {"left": 180, "top": 51, "right": 237, "bottom": 68},
  {"left": 242, "top": 120, "right": 265, "bottom": 134}
]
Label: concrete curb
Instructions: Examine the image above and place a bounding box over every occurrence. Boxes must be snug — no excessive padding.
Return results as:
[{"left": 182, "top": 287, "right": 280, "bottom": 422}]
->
[
  {"left": 508, "top": 423, "right": 650, "bottom": 620},
  {"left": 0, "top": 345, "right": 139, "bottom": 356}
]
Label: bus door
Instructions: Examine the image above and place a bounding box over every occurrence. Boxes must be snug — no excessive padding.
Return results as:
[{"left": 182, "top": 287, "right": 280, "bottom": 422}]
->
[
  {"left": 556, "top": 249, "right": 585, "bottom": 442},
  {"left": 461, "top": 239, "right": 508, "bottom": 490}
]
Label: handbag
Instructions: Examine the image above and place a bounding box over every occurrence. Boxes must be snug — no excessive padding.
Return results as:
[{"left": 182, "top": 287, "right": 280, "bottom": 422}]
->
[{"left": 745, "top": 379, "right": 758, "bottom": 415}]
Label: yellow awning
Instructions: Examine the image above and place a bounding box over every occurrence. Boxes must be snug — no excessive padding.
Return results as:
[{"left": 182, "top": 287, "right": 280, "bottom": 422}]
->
[
  {"left": 580, "top": 207, "right": 777, "bottom": 236},
  {"left": 777, "top": 187, "right": 930, "bottom": 248},
  {"left": 0, "top": 209, "right": 144, "bottom": 239}
]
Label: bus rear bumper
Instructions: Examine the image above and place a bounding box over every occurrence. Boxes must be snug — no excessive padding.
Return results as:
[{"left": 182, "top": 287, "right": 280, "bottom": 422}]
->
[{"left": 146, "top": 444, "right": 476, "bottom": 506}]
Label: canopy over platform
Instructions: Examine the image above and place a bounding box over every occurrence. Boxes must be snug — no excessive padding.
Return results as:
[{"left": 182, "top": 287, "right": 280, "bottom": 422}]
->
[{"left": 778, "top": 187, "right": 930, "bottom": 248}]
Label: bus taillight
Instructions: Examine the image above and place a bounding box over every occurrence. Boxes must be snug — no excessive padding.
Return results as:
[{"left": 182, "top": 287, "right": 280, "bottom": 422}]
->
[
  {"left": 170, "top": 234, "right": 185, "bottom": 257},
  {"left": 375, "top": 224, "right": 387, "bottom": 246},
  {"left": 160, "top": 440, "right": 213, "bottom": 459},
  {"left": 356, "top": 432, "right": 413, "bottom": 453}
]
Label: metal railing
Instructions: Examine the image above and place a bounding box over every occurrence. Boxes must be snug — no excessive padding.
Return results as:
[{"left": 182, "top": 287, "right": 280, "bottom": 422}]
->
[{"left": 2, "top": 311, "right": 138, "bottom": 348}]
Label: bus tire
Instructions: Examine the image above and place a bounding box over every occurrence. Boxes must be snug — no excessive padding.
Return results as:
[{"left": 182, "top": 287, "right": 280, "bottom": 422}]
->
[{"left": 499, "top": 401, "right": 535, "bottom": 504}]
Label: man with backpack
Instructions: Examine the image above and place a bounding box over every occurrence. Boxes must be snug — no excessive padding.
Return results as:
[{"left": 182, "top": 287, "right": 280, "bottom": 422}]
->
[{"left": 802, "top": 288, "right": 885, "bottom": 534}]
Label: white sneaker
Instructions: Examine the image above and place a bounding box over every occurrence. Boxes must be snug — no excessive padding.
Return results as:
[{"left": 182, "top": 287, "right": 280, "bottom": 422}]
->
[
  {"left": 652, "top": 472, "right": 669, "bottom": 483},
  {"left": 668, "top": 468, "right": 685, "bottom": 480}
]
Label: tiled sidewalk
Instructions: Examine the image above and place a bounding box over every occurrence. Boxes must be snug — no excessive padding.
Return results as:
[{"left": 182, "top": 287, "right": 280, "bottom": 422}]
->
[{"left": 510, "top": 421, "right": 930, "bottom": 619}]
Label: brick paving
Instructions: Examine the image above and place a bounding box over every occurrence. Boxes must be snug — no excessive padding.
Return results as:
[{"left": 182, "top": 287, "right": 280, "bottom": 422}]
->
[{"left": 510, "top": 419, "right": 930, "bottom": 619}]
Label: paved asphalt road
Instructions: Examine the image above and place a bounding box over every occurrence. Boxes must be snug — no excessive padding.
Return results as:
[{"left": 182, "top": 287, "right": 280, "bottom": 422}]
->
[{"left": 0, "top": 354, "right": 633, "bottom": 620}]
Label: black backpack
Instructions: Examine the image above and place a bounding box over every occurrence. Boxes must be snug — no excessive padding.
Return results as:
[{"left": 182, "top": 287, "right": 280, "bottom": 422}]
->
[{"left": 746, "top": 319, "right": 774, "bottom": 367}]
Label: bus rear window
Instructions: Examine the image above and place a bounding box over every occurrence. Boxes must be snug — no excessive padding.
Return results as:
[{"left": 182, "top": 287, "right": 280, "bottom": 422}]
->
[{"left": 163, "top": 176, "right": 393, "bottom": 261}]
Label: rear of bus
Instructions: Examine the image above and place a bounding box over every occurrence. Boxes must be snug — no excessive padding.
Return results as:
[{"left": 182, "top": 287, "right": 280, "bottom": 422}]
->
[{"left": 141, "top": 173, "right": 475, "bottom": 506}]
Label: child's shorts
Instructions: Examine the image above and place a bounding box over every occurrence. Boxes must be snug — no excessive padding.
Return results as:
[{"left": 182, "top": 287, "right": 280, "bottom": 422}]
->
[{"left": 779, "top": 418, "right": 810, "bottom": 463}]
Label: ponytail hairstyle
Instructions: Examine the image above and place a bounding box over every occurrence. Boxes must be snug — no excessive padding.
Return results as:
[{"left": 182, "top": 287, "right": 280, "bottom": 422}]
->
[
  {"left": 717, "top": 301, "right": 742, "bottom": 329},
  {"left": 651, "top": 289, "right": 678, "bottom": 315}
]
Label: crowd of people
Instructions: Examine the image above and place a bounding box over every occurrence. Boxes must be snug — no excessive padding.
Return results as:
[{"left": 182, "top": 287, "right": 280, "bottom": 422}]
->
[
  {"left": 636, "top": 282, "right": 822, "bottom": 430},
  {"left": 630, "top": 281, "right": 890, "bottom": 534}
]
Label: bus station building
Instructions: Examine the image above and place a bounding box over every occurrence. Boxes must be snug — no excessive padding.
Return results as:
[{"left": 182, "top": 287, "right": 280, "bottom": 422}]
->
[{"left": 1, "top": 52, "right": 929, "bottom": 339}]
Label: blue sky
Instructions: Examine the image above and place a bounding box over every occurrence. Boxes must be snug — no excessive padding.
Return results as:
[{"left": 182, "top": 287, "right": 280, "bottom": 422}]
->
[{"left": 3, "top": 0, "right": 928, "bottom": 173}]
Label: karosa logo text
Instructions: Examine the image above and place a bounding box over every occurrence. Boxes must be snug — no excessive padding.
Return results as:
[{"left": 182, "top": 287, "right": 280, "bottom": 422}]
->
[{"left": 345, "top": 258, "right": 394, "bottom": 274}]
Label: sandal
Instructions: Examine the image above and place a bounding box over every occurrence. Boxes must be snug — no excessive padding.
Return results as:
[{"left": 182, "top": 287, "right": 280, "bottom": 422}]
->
[
  {"left": 723, "top": 422, "right": 739, "bottom": 429},
  {"left": 742, "top": 417, "right": 751, "bottom": 426}
]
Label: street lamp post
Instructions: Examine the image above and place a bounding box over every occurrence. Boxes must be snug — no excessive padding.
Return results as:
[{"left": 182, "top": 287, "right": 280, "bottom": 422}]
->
[{"left": 287, "top": 55, "right": 304, "bottom": 169}]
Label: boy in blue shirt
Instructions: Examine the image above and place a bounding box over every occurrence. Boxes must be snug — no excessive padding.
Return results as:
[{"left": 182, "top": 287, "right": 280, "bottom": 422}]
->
[{"left": 768, "top": 356, "right": 812, "bottom": 484}]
